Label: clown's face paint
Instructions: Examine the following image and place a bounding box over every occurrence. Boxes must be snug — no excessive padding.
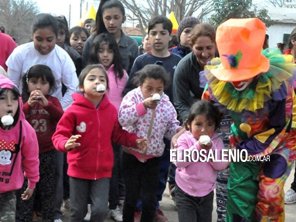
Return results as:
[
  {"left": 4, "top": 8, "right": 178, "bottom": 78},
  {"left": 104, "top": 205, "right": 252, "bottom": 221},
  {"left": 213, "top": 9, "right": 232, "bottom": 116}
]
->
[{"left": 231, "top": 79, "right": 253, "bottom": 91}]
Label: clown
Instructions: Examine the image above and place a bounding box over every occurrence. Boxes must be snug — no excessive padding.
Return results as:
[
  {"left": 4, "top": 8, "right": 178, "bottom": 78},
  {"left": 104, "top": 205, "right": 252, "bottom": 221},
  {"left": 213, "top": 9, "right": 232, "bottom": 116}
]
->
[{"left": 203, "top": 18, "right": 296, "bottom": 221}]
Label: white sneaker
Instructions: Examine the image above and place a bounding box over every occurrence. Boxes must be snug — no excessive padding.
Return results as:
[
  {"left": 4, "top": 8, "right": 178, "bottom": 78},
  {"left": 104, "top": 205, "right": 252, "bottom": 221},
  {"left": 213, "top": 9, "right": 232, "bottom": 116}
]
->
[
  {"left": 61, "top": 199, "right": 70, "bottom": 213},
  {"left": 54, "top": 219, "right": 63, "bottom": 222},
  {"left": 84, "top": 204, "right": 91, "bottom": 221},
  {"left": 285, "top": 188, "right": 296, "bottom": 204},
  {"left": 110, "top": 206, "right": 123, "bottom": 222}
]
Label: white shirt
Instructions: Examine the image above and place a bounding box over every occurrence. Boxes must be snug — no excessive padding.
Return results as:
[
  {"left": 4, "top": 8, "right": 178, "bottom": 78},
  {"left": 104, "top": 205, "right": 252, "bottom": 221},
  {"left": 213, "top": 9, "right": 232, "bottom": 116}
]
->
[{"left": 6, "top": 42, "right": 78, "bottom": 110}]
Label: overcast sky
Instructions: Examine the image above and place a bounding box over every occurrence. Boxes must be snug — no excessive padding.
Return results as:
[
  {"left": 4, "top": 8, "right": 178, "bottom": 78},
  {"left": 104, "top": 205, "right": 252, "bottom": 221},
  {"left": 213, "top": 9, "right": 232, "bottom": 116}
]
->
[
  {"left": 34, "top": 0, "right": 90, "bottom": 27},
  {"left": 33, "top": 0, "right": 273, "bottom": 28}
]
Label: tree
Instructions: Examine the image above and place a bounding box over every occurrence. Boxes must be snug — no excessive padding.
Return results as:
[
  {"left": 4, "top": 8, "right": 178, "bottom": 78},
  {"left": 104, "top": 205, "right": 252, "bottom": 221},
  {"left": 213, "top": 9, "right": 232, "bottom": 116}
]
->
[
  {"left": 267, "top": 0, "right": 296, "bottom": 8},
  {"left": 120, "top": 0, "right": 214, "bottom": 34},
  {"left": 0, "top": 0, "right": 39, "bottom": 43},
  {"left": 267, "top": 0, "right": 285, "bottom": 7},
  {"left": 210, "top": 0, "right": 272, "bottom": 28}
]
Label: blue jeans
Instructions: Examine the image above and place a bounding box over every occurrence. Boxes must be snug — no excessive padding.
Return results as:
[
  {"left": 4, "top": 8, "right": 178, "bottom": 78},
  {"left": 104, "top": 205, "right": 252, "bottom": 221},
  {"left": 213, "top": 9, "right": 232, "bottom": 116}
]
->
[
  {"left": 70, "top": 177, "right": 110, "bottom": 222},
  {"left": 175, "top": 185, "right": 213, "bottom": 222}
]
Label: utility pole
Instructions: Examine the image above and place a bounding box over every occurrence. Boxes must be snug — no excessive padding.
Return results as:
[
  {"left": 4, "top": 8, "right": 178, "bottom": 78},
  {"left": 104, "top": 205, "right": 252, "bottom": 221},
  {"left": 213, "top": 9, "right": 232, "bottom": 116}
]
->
[
  {"left": 80, "top": 0, "right": 84, "bottom": 19},
  {"left": 68, "top": 3, "right": 71, "bottom": 27}
]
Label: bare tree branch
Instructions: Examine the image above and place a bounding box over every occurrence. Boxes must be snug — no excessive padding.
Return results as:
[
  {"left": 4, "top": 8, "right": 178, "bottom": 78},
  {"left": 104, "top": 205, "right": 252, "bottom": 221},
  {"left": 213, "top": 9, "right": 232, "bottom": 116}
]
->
[
  {"left": 121, "top": 0, "right": 215, "bottom": 35},
  {"left": 0, "top": 0, "right": 38, "bottom": 43},
  {"left": 267, "top": 0, "right": 285, "bottom": 7}
]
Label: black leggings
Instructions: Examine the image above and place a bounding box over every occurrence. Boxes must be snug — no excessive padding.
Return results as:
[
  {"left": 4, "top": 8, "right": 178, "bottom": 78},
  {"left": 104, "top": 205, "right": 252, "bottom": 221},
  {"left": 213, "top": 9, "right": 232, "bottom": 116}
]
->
[{"left": 122, "top": 153, "right": 160, "bottom": 222}]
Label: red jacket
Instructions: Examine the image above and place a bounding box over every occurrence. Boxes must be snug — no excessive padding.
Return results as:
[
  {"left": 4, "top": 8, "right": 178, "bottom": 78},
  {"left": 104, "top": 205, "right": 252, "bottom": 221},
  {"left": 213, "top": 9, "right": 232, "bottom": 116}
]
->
[
  {"left": 52, "top": 93, "right": 138, "bottom": 180},
  {"left": 0, "top": 33, "right": 16, "bottom": 71},
  {"left": 23, "top": 96, "right": 63, "bottom": 153}
]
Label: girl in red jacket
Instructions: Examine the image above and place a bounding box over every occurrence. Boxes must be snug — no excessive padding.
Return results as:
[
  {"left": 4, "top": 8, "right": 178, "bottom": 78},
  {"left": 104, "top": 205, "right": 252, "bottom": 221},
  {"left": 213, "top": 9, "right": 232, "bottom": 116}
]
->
[{"left": 52, "top": 64, "right": 147, "bottom": 222}]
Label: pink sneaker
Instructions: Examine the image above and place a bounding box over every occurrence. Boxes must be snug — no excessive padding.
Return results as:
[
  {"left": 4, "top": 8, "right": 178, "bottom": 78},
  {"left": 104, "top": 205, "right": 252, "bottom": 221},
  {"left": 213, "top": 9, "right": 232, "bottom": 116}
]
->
[{"left": 154, "top": 209, "right": 168, "bottom": 222}]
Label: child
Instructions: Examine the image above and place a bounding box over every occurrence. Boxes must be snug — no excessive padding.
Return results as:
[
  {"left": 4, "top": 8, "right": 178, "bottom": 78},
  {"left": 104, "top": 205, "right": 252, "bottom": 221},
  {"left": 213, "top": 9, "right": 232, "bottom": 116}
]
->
[
  {"left": 83, "top": 0, "right": 138, "bottom": 73},
  {"left": 89, "top": 32, "right": 128, "bottom": 221},
  {"left": 174, "top": 100, "right": 228, "bottom": 222},
  {"left": 170, "top": 16, "right": 199, "bottom": 58},
  {"left": 122, "top": 16, "right": 181, "bottom": 221},
  {"left": 69, "top": 26, "right": 89, "bottom": 56},
  {"left": 0, "top": 76, "right": 39, "bottom": 222},
  {"left": 83, "top": 18, "right": 95, "bottom": 34},
  {"left": 118, "top": 64, "right": 181, "bottom": 222},
  {"left": 6, "top": 13, "right": 78, "bottom": 110},
  {"left": 123, "top": 15, "right": 181, "bottom": 99},
  {"left": 138, "top": 34, "right": 151, "bottom": 55},
  {"left": 89, "top": 32, "right": 128, "bottom": 110},
  {"left": 17, "top": 64, "right": 63, "bottom": 221},
  {"left": 52, "top": 64, "right": 147, "bottom": 222},
  {"left": 55, "top": 15, "right": 83, "bottom": 77}
]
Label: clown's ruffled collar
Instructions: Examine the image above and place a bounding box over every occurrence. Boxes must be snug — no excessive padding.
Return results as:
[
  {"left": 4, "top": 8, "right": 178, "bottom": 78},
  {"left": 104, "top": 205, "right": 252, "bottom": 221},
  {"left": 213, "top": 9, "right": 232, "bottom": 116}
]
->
[{"left": 205, "top": 49, "right": 295, "bottom": 113}]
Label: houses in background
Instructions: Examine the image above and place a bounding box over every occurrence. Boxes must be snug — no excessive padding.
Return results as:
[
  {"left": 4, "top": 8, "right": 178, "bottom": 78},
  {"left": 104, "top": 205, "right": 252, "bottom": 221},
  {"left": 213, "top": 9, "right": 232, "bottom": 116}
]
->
[{"left": 267, "top": 7, "right": 296, "bottom": 49}]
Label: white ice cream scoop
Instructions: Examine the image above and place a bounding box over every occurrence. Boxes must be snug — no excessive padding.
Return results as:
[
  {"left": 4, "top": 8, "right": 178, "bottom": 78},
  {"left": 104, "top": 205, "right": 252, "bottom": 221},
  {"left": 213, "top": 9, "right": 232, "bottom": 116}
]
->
[
  {"left": 152, "top": 93, "right": 161, "bottom": 102},
  {"left": 96, "top": 84, "right": 106, "bottom": 93},
  {"left": 1, "top": 114, "right": 14, "bottom": 126},
  {"left": 199, "top": 135, "right": 211, "bottom": 145}
]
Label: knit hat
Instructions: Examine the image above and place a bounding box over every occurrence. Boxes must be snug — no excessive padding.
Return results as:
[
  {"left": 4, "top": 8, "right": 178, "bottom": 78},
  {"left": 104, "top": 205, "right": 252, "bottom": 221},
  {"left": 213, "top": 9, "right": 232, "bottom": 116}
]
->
[
  {"left": 177, "top": 17, "right": 199, "bottom": 42},
  {"left": 211, "top": 18, "right": 270, "bottom": 81}
]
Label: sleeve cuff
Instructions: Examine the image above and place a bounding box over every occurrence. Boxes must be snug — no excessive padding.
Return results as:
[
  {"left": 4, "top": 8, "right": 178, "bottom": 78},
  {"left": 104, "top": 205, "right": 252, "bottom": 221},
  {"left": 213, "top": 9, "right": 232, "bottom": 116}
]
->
[
  {"left": 136, "top": 103, "right": 147, "bottom": 116},
  {"left": 28, "top": 181, "right": 36, "bottom": 189}
]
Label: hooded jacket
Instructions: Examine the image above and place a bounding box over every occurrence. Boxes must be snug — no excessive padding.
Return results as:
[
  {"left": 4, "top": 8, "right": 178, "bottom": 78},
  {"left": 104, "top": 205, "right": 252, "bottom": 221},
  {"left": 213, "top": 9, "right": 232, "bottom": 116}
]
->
[
  {"left": 23, "top": 95, "right": 63, "bottom": 153},
  {"left": 0, "top": 77, "right": 39, "bottom": 193},
  {"left": 52, "top": 93, "right": 139, "bottom": 180}
]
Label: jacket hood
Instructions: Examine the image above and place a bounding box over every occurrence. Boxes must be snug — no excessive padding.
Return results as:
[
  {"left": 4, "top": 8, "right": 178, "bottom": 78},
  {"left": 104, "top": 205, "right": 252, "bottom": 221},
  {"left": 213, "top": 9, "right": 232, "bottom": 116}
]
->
[
  {"left": 0, "top": 76, "right": 20, "bottom": 94},
  {"left": 0, "top": 76, "right": 24, "bottom": 126}
]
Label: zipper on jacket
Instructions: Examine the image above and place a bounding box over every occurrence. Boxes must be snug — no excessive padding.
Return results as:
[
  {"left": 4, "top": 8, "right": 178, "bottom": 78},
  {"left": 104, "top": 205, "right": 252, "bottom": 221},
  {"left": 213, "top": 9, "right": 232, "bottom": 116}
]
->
[{"left": 94, "top": 108, "right": 100, "bottom": 180}]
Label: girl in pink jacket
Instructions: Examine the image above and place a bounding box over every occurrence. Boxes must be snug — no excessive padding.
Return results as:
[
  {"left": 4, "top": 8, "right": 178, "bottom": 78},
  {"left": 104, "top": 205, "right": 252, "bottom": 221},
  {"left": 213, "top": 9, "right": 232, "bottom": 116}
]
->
[
  {"left": 0, "top": 76, "right": 39, "bottom": 221},
  {"left": 174, "top": 100, "right": 229, "bottom": 222},
  {"left": 88, "top": 32, "right": 129, "bottom": 220}
]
